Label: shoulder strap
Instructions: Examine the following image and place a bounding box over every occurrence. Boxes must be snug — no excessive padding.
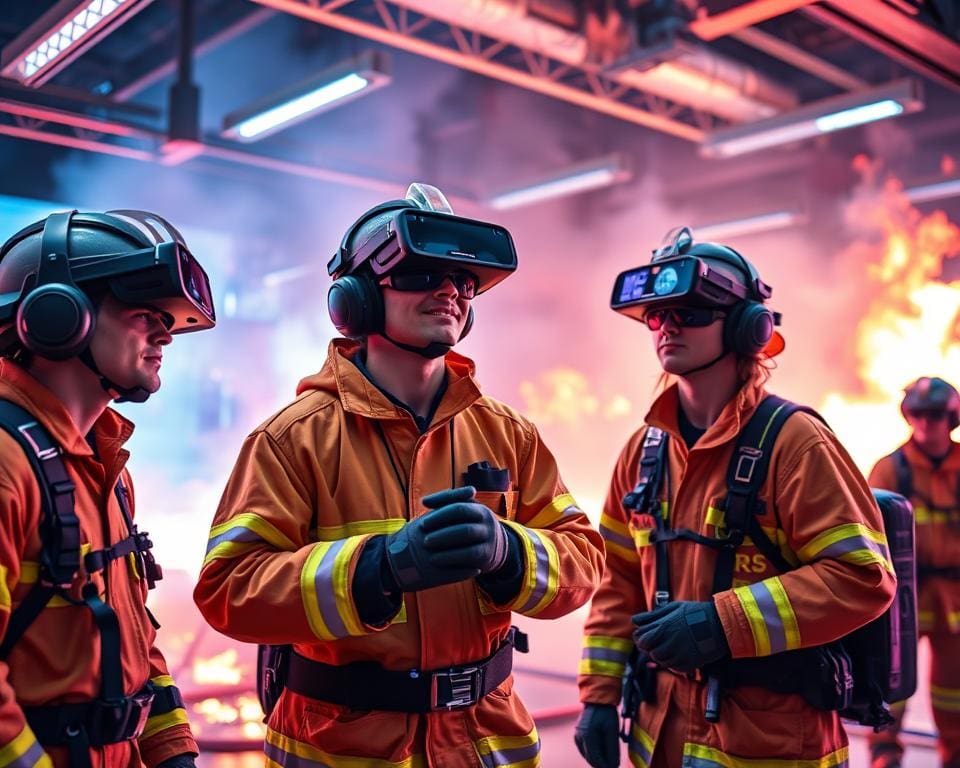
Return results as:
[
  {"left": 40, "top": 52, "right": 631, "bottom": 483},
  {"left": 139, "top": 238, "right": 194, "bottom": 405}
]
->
[
  {"left": 891, "top": 448, "right": 912, "bottom": 500},
  {"left": 0, "top": 400, "right": 81, "bottom": 659},
  {"left": 713, "top": 395, "right": 824, "bottom": 593}
]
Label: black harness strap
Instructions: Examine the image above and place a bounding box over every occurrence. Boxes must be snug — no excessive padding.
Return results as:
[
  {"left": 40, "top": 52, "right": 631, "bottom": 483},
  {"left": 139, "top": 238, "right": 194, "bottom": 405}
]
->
[{"left": 892, "top": 449, "right": 912, "bottom": 499}]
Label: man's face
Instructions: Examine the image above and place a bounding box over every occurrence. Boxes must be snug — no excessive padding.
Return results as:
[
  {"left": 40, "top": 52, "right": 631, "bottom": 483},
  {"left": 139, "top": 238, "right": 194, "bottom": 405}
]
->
[
  {"left": 380, "top": 271, "right": 474, "bottom": 348},
  {"left": 906, "top": 409, "right": 953, "bottom": 452},
  {"left": 89, "top": 294, "right": 173, "bottom": 394},
  {"left": 645, "top": 305, "right": 728, "bottom": 376}
]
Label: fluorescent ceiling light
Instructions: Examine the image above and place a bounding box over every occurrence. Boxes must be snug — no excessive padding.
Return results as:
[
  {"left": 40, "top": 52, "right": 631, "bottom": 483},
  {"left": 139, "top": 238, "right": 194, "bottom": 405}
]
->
[
  {"left": 1, "top": 0, "right": 153, "bottom": 87},
  {"left": 905, "top": 179, "right": 960, "bottom": 204},
  {"left": 702, "top": 79, "right": 923, "bottom": 159},
  {"left": 488, "top": 154, "right": 632, "bottom": 210},
  {"left": 694, "top": 211, "right": 804, "bottom": 240},
  {"left": 222, "top": 52, "right": 391, "bottom": 143}
]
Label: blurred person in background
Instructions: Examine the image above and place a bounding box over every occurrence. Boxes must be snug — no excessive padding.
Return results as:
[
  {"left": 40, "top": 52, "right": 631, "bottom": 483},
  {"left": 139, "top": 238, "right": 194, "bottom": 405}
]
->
[
  {"left": 0, "top": 210, "right": 215, "bottom": 768},
  {"left": 869, "top": 376, "right": 960, "bottom": 768},
  {"left": 194, "top": 183, "right": 603, "bottom": 767},
  {"left": 575, "top": 227, "right": 896, "bottom": 768}
]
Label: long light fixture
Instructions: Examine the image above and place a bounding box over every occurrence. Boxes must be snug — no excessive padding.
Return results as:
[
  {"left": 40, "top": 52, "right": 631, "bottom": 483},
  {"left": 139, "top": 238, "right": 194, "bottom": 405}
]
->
[
  {"left": 1, "top": 0, "right": 154, "bottom": 87},
  {"left": 702, "top": 79, "right": 923, "bottom": 158},
  {"left": 694, "top": 211, "right": 805, "bottom": 240},
  {"left": 221, "top": 52, "right": 391, "bottom": 142},
  {"left": 905, "top": 179, "right": 960, "bottom": 205},
  {"left": 487, "top": 154, "right": 631, "bottom": 210}
]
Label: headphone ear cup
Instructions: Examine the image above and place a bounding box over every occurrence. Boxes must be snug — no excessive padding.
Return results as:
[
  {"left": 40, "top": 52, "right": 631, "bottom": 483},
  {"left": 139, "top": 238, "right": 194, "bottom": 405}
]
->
[
  {"left": 16, "top": 284, "right": 95, "bottom": 360},
  {"left": 459, "top": 305, "right": 475, "bottom": 341},
  {"left": 726, "top": 302, "right": 774, "bottom": 356},
  {"left": 327, "top": 274, "right": 383, "bottom": 338}
]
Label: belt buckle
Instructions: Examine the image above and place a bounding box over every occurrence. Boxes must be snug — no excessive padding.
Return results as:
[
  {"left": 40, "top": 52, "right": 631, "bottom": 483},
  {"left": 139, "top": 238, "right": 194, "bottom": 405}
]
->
[
  {"left": 431, "top": 666, "right": 480, "bottom": 710},
  {"left": 125, "top": 689, "right": 155, "bottom": 740}
]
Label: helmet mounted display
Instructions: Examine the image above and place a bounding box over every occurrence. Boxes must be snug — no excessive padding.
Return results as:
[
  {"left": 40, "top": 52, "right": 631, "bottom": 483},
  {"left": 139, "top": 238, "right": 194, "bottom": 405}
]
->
[{"left": 327, "top": 183, "right": 518, "bottom": 292}]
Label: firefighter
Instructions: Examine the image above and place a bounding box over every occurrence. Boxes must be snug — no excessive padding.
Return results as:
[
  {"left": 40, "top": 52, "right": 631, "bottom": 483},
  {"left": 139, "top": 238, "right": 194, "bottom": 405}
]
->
[
  {"left": 0, "top": 210, "right": 215, "bottom": 768},
  {"left": 869, "top": 376, "right": 960, "bottom": 768},
  {"left": 193, "top": 183, "right": 603, "bottom": 767},
  {"left": 575, "top": 227, "right": 896, "bottom": 768}
]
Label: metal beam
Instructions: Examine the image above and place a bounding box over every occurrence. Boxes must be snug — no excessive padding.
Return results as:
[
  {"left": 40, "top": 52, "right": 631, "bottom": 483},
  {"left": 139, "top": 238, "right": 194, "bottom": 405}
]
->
[
  {"left": 0, "top": 99, "right": 158, "bottom": 138},
  {"left": 689, "top": 0, "right": 820, "bottom": 41},
  {"left": 731, "top": 27, "right": 867, "bottom": 91},
  {"left": 248, "top": 0, "right": 707, "bottom": 142},
  {"left": 0, "top": 123, "right": 156, "bottom": 161}
]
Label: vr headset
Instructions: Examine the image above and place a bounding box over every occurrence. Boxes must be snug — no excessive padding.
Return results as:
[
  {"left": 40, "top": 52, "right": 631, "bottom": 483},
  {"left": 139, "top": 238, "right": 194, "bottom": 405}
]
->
[
  {"left": 610, "top": 226, "right": 773, "bottom": 321},
  {"left": 0, "top": 241, "right": 216, "bottom": 333},
  {"left": 327, "top": 206, "right": 518, "bottom": 294}
]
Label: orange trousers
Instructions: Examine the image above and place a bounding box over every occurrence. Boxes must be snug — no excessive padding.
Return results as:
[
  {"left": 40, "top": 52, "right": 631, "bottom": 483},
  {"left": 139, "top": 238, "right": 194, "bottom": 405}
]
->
[{"left": 869, "top": 633, "right": 960, "bottom": 768}]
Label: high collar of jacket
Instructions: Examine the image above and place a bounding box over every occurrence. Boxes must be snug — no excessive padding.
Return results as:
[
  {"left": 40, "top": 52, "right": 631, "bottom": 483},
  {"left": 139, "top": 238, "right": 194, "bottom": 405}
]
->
[
  {"left": 296, "top": 339, "right": 483, "bottom": 424},
  {"left": 0, "top": 359, "right": 134, "bottom": 457},
  {"left": 902, "top": 439, "right": 960, "bottom": 471},
  {"left": 645, "top": 379, "right": 767, "bottom": 452}
]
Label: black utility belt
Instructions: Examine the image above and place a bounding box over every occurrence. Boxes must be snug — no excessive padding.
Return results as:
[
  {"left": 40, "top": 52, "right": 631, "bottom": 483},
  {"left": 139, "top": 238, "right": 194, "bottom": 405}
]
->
[
  {"left": 24, "top": 687, "right": 155, "bottom": 747},
  {"left": 286, "top": 628, "right": 528, "bottom": 713},
  {"left": 919, "top": 566, "right": 960, "bottom": 580}
]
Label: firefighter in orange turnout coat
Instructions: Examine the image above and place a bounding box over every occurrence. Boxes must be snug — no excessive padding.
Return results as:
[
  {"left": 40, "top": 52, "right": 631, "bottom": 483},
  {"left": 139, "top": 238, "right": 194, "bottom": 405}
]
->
[
  {"left": 0, "top": 210, "right": 212, "bottom": 768},
  {"left": 194, "top": 184, "right": 603, "bottom": 767},
  {"left": 575, "top": 227, "right": 896, "bottom": 768},
  {"left": 868, "top": 377, "right": 960, "bottom": 768}
]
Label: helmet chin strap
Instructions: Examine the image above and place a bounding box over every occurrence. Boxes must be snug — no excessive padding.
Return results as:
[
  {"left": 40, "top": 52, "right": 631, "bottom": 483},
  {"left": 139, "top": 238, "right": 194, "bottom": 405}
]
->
[
  {"left": 78, "top": 348, "right": 152, "bottom": 404},
  {"left": 380, "top": 332, "right": 452, "bottom": 360},
  {"left": 675, "top": 340, "right": 733, "bottom": 378}
]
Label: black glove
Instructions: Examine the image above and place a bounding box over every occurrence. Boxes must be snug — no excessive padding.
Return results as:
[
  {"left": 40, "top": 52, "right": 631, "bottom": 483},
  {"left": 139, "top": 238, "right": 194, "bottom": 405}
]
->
[
  {"left": 156, "top": 755, "right": 197, "bottom": 768},
  {"left": 631, "top": 601, "right": 730, "bottom": 673},
  {"left": 420, "top": 486, "right": 509, "bottom": 574},
  {"left": 383, "top": 486, "right": 485, "bottom": 592},
  {"left": 574, "top": 703, "right": 620, "bottom": 768}
]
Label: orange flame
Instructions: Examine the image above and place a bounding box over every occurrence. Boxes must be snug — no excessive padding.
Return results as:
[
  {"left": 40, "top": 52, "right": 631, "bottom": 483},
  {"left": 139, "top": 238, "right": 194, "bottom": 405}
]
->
[
  {"left": 820, "top": 178, "right": 960, "bottom": 473},
  {"left": 192, "top": 648, "right": 243, "bottom": 685}
]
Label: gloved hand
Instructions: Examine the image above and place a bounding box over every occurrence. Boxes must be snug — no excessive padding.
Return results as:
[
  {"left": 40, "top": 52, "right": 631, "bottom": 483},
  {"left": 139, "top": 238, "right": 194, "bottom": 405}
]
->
[
  {"left": 631, "top": 601, "right": 730, "bottom": 673},
  {"left": 156, "top": 755, "right": 197, "bottom": 768},
  {"left": 574, "top": 703, "right": 620, "bottom": 768},
  {"left": 419, "top": 486, "right": 509, "bottom": 574},
  {"left": 384, "top": 486, "right": 484, "bottom": 592}
]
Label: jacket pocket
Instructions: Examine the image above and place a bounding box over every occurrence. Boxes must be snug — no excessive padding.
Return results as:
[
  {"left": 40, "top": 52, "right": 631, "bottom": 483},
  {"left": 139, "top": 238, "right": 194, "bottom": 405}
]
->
[{"left": 475, "top": 491, "right": 518, "bottom": 521}]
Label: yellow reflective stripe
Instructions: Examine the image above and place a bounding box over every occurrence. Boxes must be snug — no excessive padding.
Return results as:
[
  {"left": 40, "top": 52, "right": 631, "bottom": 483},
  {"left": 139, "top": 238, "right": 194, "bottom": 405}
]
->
[
  {"left": 150, "top": 674, "right": 175, "bottom": 688},
  {"left": 733, "top": 584, "right": 770, "bottom": 656},
  {"left": 914, "top": 507, "right": 960, "bottom": 525},
  {"left": 600, "top": 512, "right": 638, "bottom": 561},
  {"left": 204, "top": 513, "right": 297, "bottom": 567},
  {"left": 932, "top": 685, "right": 960, "bottom": 712},
  {"left": 265, "top": 727, "right": 426, "bottom": 767},
  {"left": 633, "top": 528, "right": 653, "bottom": 548},
  {"left": 659, "top": 501, "right": 669, "bottom": 521},
  {"left": 579, "top": 659, "right": 626, "bottom": 676},
  {"left": 141, "top": 708, "right": 189, "bottom": 740},
  {"left": 797, "top": 523, "right": 887, "bottom": 560},
  {"left": 314, "top": 519, "right": 405, "bottom": 541},
  {"left": 706, "top": 506, "right": 724, "bottom": 528},
  {"left": 0, "top": 725, "right": 50, "bottom": 768},
  {"left": 0, "top": 564, "right": 9, "bottom": 611},
  {"left": 599, "top": 512, "right": 630, "bottom": 537},
  {"left": 583, "top": 635, "right": 634, "bottom": 653},
  {"left": 18, "top": 562, "right": 39, "bottom": 585},
  {"left": 503, "top": 522, "right": 560, "bottom": 617},
  {"left": 525, "top": 492, "right": 581, "bottom": 529},
  {"left": 300, "top": 537, "right": 367, "bottom": 641},
  {"left": 683, "top": 742, "right": 849, "bottom": 768},
  {"left": 475, "top": 728, "right": 540, "bottom": 768},
  {"left": 767, "top": 577, "right": 801, "bottom": 651},
  {"left": 628, "top": 723, "right": 655, "bottom": 768}
]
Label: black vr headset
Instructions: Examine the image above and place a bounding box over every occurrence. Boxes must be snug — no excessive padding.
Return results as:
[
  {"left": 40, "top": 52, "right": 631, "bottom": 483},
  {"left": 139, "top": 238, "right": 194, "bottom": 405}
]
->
[
  {"left": 327, "top": 206, "right": 518, "bottom": 292},
  {"left": 611, "top": 226, "right": 773, "bottom": 321}
]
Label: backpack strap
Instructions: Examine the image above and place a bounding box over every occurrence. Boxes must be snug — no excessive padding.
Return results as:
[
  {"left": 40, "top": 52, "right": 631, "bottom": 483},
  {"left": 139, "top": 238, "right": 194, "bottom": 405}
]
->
[
  {"left": 0, "top": 400, "right": 81, "bottom": 659},
  {"left": 713, "top": 395, "right": 825, "bottom": 594},
  {"left": 891, "top": 448, "right": 912, "bottom": 500}
]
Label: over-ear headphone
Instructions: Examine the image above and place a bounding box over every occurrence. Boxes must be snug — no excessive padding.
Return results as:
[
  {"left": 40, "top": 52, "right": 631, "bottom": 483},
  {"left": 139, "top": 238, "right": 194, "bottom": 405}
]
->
[
  {"left": 327, "top": 199, "right": 475, "bottom": 341},
  {"left": 16, "top": 210, "right": 97, "bottom": 360},
  {"left": 687, "top": 242, "right": 775, "bottom": 357}
]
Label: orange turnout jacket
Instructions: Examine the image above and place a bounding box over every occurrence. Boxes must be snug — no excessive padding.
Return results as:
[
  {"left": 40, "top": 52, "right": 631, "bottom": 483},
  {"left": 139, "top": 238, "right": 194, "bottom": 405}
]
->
[
  {"left": 579, "top": 381, "right": 896, "bottom": 768},
  {"left": 194, "top": 339, "right": 604, "bottom": 768},
  {"left": 0, "top": 361, "right": 197, "bottom": 768},
  {"left": 869, "top": 441, "right": 960, "bottom": 634}
]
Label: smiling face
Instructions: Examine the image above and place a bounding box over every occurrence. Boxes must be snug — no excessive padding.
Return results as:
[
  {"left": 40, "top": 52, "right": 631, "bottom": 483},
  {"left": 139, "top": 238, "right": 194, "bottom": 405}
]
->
[
  {"left": 380, "top": 274, "right": 471, "bottom": 348},
  {"left": 88, "top": 294, "right": 173, "bottom": 394},
  {"left": 649, "top": 305, "right": 728, "bottom": 377}
]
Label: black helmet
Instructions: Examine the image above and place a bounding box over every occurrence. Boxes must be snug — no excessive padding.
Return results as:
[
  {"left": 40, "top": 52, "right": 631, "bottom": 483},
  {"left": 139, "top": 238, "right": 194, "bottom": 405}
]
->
[
  {"left": 0, "top": 209, "right": 215, "bottom": 361},
  {"left": 901, "top": 377, "right": 960, "bottom": 430}
]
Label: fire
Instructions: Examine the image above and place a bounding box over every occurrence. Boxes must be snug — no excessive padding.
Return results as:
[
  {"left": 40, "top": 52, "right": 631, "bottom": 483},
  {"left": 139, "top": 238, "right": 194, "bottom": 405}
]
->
[
  {"left": 819, "top": 178, "right": 960, "bottom": 473},
  {"left": 192, "top": 694, "right": 266, "bottom": 740},
  {"left": 193, "top": 648, "right": 243, "bottom": 685},
  {"left": 519, "top": 368, "right": 634, "bottom": 426}
]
